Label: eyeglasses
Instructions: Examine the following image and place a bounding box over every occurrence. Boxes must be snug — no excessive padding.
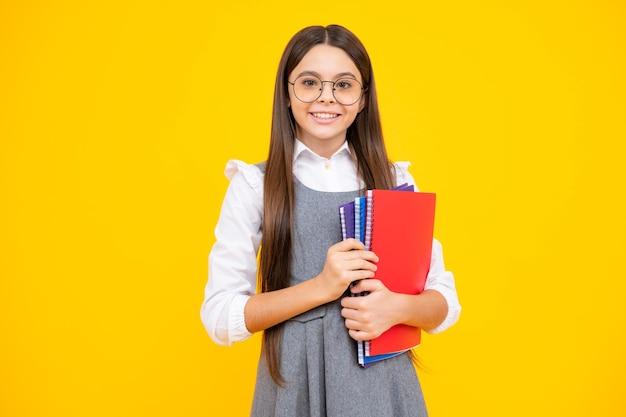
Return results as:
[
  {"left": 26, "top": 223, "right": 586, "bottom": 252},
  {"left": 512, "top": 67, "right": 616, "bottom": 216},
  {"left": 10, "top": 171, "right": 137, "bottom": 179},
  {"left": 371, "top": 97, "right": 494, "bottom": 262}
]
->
[{"left": 287, "top": 75, "right": 364, "bottom": 106}]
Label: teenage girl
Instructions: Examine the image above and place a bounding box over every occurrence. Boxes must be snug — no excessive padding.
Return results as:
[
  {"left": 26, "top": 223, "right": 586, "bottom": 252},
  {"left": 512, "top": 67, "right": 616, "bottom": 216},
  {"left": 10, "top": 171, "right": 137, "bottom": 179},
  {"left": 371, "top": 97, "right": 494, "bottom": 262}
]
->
[{"left": 201, "top": 24, "right": 461, "bottom": 417}]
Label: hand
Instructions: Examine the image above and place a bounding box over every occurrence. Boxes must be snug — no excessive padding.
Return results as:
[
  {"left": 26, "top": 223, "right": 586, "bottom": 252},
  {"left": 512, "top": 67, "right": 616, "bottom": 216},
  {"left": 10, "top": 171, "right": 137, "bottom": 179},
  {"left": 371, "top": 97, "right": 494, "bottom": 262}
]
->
[
  {"left": 315, "top": 239, "right": 379, "bottom": 302},
  {"left": 340, "top": 279, "right": 400, "bottom": 341}
]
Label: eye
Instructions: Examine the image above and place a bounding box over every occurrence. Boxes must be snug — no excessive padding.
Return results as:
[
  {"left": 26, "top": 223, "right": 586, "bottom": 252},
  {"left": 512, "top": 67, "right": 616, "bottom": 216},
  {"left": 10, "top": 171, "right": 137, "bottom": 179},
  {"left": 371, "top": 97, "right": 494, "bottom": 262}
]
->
[
  {"left": 335, "top": 79, "right": 356, "bottom": 89},
  {"left": 299, "top": 77, "right": 320, "bottom": 88}
]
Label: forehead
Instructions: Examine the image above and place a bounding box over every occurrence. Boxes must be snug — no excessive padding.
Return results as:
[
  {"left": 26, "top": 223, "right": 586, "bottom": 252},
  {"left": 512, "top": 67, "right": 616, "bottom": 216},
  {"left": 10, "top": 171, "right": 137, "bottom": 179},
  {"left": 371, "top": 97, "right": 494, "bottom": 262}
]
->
[{"left": 290, "top": 44, "right": 361, "bottom": 80}]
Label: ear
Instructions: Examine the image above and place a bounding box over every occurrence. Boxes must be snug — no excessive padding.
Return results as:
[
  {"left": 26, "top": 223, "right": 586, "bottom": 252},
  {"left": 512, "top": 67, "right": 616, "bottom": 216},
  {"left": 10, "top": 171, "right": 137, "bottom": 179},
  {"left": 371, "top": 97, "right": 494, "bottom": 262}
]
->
[{"left": 358, "top": 96, "right": 366, "bottom": 113}]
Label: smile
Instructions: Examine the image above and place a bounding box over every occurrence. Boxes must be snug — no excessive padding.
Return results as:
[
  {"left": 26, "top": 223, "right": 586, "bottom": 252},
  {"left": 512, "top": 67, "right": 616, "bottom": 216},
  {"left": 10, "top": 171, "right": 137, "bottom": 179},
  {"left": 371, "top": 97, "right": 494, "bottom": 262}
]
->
[{"left": 311, "top": 113, "right": 339, "bottom": 119}]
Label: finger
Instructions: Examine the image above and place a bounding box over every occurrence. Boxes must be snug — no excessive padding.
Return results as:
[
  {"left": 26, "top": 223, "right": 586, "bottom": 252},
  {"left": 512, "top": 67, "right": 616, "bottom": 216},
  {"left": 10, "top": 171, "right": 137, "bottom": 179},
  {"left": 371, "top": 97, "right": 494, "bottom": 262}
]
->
[
  {"left": 340, "top": 304, "right": 358, "bottom": 318},
  {"left": 348, "top": 269, "right": 376, "bottom": 281},
  {"left": 348, "top": 328, "right": 371, "bottom": 341},
  {"left": 343, "top": 313, "right": 371, "bottom": 332},
  {"left": 344, "top": 250, "right": 379, "bottom": 263},
  {"left": 345, "top": 258, "right": 378, "bottom": 272},
  {"left": 343, "top": 317, "right": 360, "bottom": 330},
  {"left": 334, "top": 238, "right": 366, "bottom": 252},
  {"left": 340, "top": 297, "right": 354, "bottom": 310},
  {"left": 350, "top": 278, "right": 383, "bottom": 294}
]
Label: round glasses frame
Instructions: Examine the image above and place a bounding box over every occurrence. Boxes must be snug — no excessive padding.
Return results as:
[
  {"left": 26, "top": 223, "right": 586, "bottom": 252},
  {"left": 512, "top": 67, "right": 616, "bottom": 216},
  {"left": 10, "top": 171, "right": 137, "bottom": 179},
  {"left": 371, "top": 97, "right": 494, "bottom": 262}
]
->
[{"left": 287, "top": 75, "right": 365, "bottom": 106}]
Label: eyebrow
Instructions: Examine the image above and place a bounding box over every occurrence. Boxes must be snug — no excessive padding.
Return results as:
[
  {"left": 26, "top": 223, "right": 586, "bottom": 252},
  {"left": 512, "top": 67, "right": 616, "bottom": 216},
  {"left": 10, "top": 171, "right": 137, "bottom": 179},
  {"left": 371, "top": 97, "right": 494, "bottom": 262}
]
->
[{"left": 297, "top": 70, "right": 360, "bottom": 80}]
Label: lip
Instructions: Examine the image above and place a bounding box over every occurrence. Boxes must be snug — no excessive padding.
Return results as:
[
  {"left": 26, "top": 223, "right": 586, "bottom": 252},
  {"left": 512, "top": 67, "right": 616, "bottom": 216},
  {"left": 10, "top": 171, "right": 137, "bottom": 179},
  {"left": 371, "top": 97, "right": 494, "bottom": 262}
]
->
[{"left": 309, "top": 112, "right": 341, "bottom": 124}]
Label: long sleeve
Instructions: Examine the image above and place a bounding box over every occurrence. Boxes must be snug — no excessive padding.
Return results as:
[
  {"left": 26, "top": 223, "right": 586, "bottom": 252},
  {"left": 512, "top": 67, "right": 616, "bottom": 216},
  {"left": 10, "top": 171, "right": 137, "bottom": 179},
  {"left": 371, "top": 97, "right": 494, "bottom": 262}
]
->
[
  {"left": 395, "top": 161, "right": 461, "bottom": 333},
  {"left": 200, "top": 161, "right": 264, "bottom": 345},
  {"left": 424, "top": 239, "right": 461, "bottom": 333}
]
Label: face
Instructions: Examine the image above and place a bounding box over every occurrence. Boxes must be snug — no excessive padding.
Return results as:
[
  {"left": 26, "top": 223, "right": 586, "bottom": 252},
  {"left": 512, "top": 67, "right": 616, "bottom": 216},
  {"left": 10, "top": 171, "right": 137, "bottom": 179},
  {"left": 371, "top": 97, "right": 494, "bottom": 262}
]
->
[{"left": 287, "top": 44, "right": 365, "bottom": 156}]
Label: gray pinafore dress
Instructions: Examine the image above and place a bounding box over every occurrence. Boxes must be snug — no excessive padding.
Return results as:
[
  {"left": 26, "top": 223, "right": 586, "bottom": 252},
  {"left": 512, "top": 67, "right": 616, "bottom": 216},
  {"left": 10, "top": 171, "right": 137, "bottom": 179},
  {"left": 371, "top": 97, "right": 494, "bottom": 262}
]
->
[{"left": 251, "top": 172, "right": 428, "bottom": 417}]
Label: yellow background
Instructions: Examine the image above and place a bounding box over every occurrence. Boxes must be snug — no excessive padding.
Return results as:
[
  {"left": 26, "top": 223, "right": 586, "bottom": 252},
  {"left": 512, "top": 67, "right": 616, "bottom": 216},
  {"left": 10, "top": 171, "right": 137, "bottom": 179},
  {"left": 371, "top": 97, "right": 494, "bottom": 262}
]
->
[{"left": 1, "top": 1, "right": 625, "bottom": 416}]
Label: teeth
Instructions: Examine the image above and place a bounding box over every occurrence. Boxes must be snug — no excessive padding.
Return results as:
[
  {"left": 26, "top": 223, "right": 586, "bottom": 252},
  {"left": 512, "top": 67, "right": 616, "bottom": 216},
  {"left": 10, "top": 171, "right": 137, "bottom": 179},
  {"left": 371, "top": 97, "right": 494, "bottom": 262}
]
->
[{"left": 312, "top": 113, "right": 338, "bottom": 119}]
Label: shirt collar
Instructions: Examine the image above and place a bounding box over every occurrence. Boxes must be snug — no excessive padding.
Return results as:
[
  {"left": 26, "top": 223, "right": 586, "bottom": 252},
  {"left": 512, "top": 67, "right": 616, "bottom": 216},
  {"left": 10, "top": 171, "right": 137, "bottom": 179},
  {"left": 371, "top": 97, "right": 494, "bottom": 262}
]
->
[{"left": 294, "top": 139, "right": 352, "bottom": 162}]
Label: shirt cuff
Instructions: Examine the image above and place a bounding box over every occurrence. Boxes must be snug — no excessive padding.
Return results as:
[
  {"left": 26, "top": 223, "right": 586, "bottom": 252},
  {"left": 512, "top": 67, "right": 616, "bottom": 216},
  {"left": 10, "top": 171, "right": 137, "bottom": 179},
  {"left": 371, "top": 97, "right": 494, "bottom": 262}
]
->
[
  {"left": 227, "top": 293, "right": 254, "bottom": 345},
  {"left": 424, "top": 273, "right": 462, "bottom": 334}
]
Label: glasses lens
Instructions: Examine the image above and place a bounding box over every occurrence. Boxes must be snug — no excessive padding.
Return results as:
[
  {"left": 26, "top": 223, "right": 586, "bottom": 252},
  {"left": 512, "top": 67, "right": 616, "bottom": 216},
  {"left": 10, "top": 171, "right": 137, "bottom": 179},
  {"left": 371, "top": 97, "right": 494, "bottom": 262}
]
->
[
  {"left": 292, "top": 76, "right": 363, "bottom": 105},
  {"left": 333, "top": 78, "right": 363, "bottom": 105},
  {"left": 292, "top": 75, "right": 322, "bottom": 103}
]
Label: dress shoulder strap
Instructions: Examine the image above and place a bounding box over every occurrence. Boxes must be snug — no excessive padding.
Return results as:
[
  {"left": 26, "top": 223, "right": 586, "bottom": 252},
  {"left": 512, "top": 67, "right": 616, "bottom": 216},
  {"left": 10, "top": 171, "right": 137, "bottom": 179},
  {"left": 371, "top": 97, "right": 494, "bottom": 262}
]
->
[{"left": 255, "top": 161, "right": 267, "bottom": 174}]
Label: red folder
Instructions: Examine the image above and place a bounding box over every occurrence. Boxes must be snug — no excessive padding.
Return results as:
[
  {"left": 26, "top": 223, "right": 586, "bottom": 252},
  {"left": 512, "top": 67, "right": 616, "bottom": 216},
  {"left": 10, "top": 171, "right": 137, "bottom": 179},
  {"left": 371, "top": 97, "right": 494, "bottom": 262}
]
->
[{"left": 364, "top": 189, "right": 436, "bottom": 356}]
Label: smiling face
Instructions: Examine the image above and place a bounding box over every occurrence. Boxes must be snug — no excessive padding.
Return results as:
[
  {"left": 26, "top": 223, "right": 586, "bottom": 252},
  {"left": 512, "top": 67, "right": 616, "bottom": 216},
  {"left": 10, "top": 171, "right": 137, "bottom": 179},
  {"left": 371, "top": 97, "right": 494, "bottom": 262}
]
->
[{"left": 287, "top": 44, "right": 365, "bottom": 158}]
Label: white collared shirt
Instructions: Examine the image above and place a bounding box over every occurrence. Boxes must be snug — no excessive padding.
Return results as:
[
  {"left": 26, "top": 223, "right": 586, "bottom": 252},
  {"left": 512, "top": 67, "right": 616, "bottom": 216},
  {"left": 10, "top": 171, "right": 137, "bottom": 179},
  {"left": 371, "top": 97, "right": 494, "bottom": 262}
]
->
[
  {"left": 201, "top": 139, "right": 461, "bottom": 346},
  {"left": 292, "top": 140, "right": 363, "bottom": 191}
]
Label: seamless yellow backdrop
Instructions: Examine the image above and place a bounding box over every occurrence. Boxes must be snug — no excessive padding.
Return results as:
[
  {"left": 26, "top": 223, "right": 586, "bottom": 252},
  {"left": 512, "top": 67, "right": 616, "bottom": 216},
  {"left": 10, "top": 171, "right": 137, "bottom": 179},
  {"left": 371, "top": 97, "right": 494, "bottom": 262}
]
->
[{"left": 1, "top": 1, "right": 625, "bottom": 416}]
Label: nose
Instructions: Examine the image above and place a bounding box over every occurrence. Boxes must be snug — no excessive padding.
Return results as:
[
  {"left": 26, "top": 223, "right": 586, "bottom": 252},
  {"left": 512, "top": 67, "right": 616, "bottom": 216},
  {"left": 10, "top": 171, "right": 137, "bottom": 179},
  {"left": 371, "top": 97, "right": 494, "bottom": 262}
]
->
[{"left": 317, "top": 81, "right": 336, "bottom": 103}]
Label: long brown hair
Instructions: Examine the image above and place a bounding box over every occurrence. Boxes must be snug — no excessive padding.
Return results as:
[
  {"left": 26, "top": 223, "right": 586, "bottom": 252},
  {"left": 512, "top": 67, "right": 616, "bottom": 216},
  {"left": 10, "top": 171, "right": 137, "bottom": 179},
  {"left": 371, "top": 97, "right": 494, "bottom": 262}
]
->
[{"left": 260, "top": 25, "right": 396, "bottom": 385}]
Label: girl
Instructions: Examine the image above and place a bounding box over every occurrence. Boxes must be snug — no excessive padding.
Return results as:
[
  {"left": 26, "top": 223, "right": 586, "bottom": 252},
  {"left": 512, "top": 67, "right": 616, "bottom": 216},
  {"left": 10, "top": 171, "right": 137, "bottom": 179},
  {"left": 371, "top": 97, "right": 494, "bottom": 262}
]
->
[{"left": 201, "top": 25, "right": 461, "bottom": 417}]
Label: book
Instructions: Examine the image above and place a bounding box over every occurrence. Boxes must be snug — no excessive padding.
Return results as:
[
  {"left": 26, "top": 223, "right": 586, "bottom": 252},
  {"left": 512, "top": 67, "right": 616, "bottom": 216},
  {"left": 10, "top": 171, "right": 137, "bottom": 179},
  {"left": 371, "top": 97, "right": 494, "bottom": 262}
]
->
[
  {"left": 338, "top": 184, "right": 430, "bottom": 366},
  {"left": 338, "top": 184, "right": 412, "bottom": 242},
  {"left": 363, "top": 189, "right": 436, "bottom": 357}
]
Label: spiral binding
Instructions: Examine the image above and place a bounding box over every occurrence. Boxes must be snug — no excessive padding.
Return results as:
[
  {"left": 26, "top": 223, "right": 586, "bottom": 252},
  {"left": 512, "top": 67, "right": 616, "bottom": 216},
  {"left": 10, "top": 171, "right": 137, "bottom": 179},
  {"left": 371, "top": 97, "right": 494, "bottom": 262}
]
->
[
  {"left": 362, "top": 190, "right": 377, "bottom": 361},
  {"left": 354, "top": 198, "right": 362, "bottom": 242},
  {"left": 339, "top": 206, "right": 347, "bottom": 240},
  {"left": 364, "top": 190, "right": 374, "bottom": 251}
]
